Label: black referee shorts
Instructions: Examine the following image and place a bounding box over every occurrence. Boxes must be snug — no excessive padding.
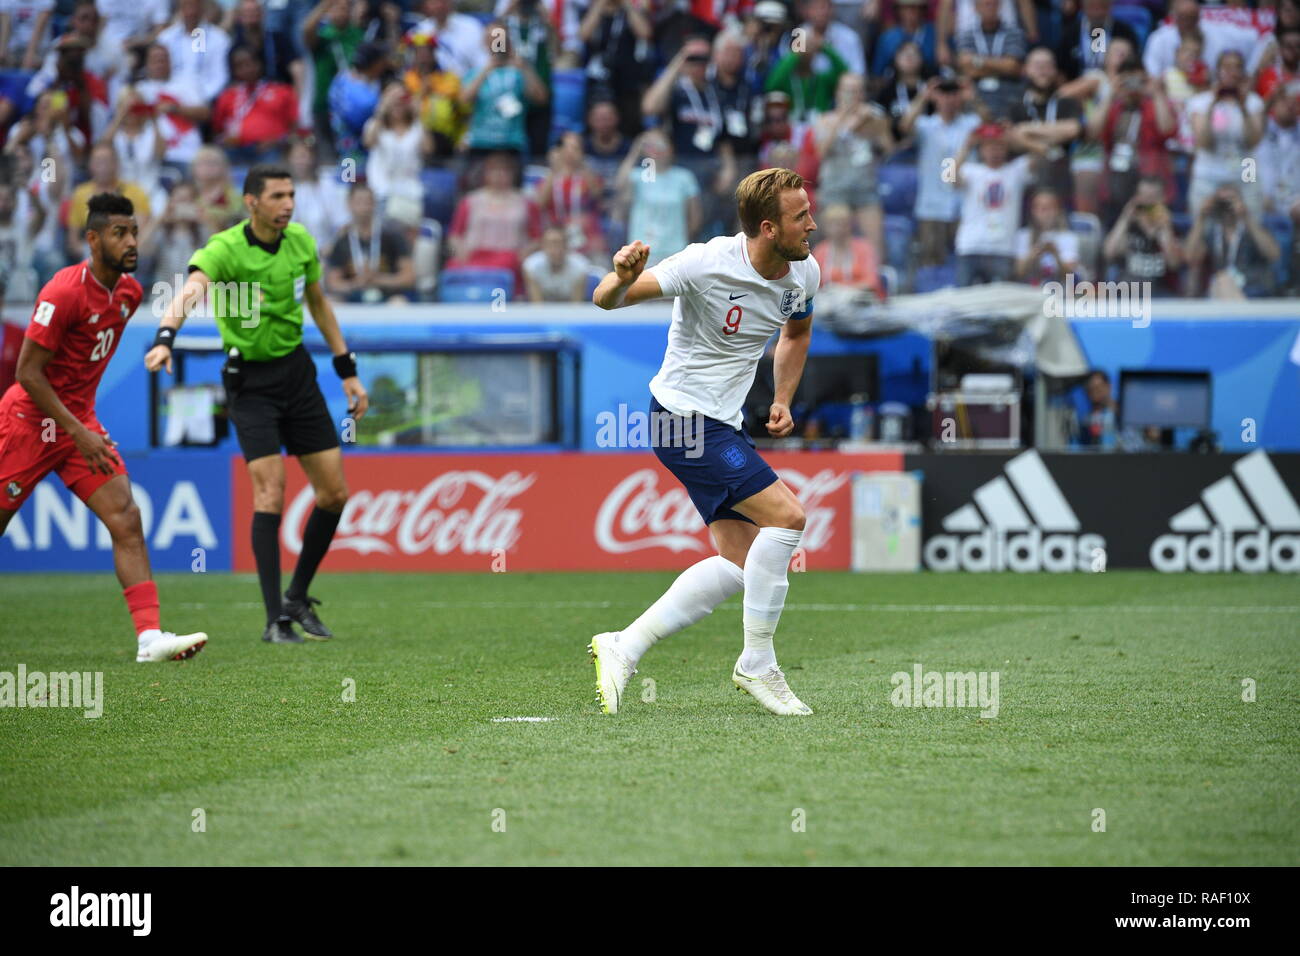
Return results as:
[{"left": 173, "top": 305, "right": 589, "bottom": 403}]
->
[{"left": 226, "top": 345, "right": 341, "bottom": 462}]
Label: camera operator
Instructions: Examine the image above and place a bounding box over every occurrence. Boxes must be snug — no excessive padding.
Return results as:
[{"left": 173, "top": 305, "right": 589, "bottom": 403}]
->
[{"left": 1186, "top": 184, "right": 1280, "bottom": 299}]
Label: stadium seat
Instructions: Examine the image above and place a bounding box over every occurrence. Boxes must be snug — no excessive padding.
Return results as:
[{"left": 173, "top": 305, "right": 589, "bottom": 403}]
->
[
  {"left": 883, "top": 214, "right": 914, "bottom": 271},
  {"left": 879, "top": 264, "right": 898, "bottom": 297},
  {"left": 913, "top": 262, "right": 957, "bottom": 293},
  {"left": 878, "top": 163, "right": 918, "bottom": 217},
  {"left": 438, "top": 268, "right": 516, "bottom": 304},
  {"left": 1170, "top": 153, "right": 1192, "bottom": 213},
  {"left": 1112, "top": 5, "right": 1153, "bottom": 48},
  {"left": 157, "top": 165, "right": 185, "bottom": 194},
  {"left": 420, "top": 167, "right": 459, "bottom": 229},
  {"left": 415, "top": 219, "right": 443, "bottom": 300},
  {"left": 550, "top": 70, "right": 588, "bottom": 140},
  {"left": 1262, "top": 214, "right": 1295, "bottom": 291},
  {"left": 522, "top": 164, "right": 549, "bottom": 192},
  {"left": 1067, "top": 211, "right": 1103, "bottom": 279},
  {"left": 602, "top": 216, "right": 627, "bottom": 256}
]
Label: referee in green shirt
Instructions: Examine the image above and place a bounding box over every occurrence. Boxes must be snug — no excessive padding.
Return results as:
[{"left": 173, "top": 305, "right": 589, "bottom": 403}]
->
[{"left": 145, "top": 166, "right": 369, "bottom": 645}]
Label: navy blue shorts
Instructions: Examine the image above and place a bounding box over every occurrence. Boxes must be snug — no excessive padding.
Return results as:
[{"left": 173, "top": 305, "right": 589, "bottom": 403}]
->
[{"left": 649, "top": 396, "right": 779, "bottom": 526}]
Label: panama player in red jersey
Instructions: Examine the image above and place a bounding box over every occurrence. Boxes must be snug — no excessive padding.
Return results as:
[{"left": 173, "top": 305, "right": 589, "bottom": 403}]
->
[{"left": 0, "top": 194, "right": 206, "bottom": 662}]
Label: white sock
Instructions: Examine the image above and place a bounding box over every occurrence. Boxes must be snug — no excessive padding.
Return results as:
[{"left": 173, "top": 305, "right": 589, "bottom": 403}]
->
[
  {"left": 739, "top": 527, "right": 803, "bottom": 674},
  {"left": 617, "top": 555, "right": 745, "bottom": 662},
  {"left": 137, "top": 629, "right": 162, "bottom": 645}
]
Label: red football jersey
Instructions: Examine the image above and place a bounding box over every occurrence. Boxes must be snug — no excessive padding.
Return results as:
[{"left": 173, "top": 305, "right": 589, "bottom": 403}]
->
[{"left": 0, "top": 262, "right": 144, "bottom": 424}]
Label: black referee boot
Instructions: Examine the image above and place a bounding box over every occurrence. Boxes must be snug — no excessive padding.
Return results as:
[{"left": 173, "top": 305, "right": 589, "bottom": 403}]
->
[
  {"left": 282, "top": 594, "right": 334, "bottom": 640},
  {"left": 262, "top": 617, "right": 304, "bottom": 644}
]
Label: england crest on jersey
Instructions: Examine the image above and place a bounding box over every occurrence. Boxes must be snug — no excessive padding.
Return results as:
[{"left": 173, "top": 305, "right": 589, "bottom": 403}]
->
[{"left": 779, "top": 289, "right": 805, "bottom": 317}]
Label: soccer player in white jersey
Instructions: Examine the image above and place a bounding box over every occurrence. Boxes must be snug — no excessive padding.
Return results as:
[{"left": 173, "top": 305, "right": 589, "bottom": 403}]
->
[{"left": 589, "top": 168, "right": 820, "bottom": 716}]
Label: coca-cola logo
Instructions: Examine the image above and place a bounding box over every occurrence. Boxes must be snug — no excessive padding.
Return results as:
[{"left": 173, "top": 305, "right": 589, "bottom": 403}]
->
[
  {"left": 594, "top": 468, "right": 848, "bottom": 554},
  {"left": 283, "top": 471, "right": 536, "bottom": 556},
  {"left": 596, "top": 470, "right": 707, "bottom": 554}
]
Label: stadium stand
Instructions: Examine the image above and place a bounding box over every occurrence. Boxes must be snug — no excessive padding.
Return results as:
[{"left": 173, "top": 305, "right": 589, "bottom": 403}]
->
[{"left": 0, "top": 0, "right": 1294, "bottom": 304}]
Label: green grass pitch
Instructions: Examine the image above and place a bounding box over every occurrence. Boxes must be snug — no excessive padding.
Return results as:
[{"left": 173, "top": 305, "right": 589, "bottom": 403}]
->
[{"left": 1, "top": 570, "right": 1296, "bottom": 866}]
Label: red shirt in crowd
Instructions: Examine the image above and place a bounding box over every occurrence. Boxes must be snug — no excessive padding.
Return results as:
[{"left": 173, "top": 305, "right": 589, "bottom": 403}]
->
[{"left": 212, "top": 81, "right": 298, "bottom": 147}]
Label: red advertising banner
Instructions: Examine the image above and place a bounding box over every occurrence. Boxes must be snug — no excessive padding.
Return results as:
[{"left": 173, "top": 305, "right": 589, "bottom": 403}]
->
[{"left": 231, "top": 450, "right": 903, "bottom": 572}]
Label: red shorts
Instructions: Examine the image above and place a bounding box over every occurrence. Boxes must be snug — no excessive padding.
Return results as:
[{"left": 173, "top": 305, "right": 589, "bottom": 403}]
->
[{"left": 0, "top": 405, "right": 126, "bottom": 511}]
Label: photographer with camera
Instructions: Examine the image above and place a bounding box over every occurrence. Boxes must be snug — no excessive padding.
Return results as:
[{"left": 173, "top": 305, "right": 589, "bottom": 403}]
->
[
  {"left": 1103, "top": 175, "right": 1184, "bottom": 296},
  {"left": 1185, "top": 49, "right": 1266, "bottom": 222},
  {"left": 1186, "top": 183, "right": 1280, "bottom": 299},
  {"left": 1092, "top": 58, "right": 1175, "bottom": 230}
]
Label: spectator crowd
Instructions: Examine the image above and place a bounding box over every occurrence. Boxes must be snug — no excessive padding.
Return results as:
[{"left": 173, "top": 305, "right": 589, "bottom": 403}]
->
[{"left": 1, "top": 0, "right": 1298, "bottom": 309}]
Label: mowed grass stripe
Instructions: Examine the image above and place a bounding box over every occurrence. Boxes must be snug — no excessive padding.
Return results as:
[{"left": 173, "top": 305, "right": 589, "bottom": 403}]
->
[{"left": 0, "top": 572, "right": 1295, "bottom": 865}]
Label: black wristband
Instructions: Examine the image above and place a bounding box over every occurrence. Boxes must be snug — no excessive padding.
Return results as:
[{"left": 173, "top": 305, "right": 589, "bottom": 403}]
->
[
  {"left": 153, "top": 327, "right": 176, "bottom": 351},
  {"left": 333, "top": 352, "right": 358, "bottom": 379}
]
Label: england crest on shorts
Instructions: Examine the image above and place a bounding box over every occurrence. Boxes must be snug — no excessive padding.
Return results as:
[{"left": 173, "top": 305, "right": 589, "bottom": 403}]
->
[
  {"left": 722, "top": 445, "right": 747, "bottom": 469},
  {"left": 779, "top": 289, "right": 805, "bottom": 317}
]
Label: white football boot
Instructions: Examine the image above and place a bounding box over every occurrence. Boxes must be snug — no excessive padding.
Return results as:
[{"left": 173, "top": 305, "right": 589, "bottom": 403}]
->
[
  {"left": 732, "top": 662, "right": 813, "bottom": 715},
  {"left": 137, "top": 631, "right": 208, "bottom": 662},
  {"left": 588, "top": 632, "right": 636, "bottom": 714}
]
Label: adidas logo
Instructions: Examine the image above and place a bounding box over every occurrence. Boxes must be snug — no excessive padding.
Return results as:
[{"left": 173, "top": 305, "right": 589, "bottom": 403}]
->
[
  {"left": 1151, "top": 450, "right": 1300, "bottom": 572},
  {"left": 924, "top": 450, "right": 1105, "bottom": 572}
]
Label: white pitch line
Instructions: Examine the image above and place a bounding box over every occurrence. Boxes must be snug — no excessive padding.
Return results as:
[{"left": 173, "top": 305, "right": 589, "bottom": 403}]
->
[
  {"left": 490, "top": 716, "right": 556, "bottom": 723},
  {"left": 785, "top": 603, "right": 1300, "bottom": 614},
  {"left": 412, "top": 601, "right": 1300, "bottom": 614},
  {"left": 173, "top": 600, "right": 1299, "bottom": 614}
]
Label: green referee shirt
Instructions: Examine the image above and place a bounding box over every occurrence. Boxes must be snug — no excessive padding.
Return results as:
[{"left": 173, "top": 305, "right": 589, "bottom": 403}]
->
[{"left": 188, "top": 221, "right": 322, "bottom": 362}]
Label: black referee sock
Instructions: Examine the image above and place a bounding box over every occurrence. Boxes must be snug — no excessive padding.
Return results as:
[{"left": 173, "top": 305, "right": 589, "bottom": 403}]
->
[
  {"left": 252, "top": 511, "right": 283, "bottom": 624},
  {"left": 286, "top": 507, "right": 342, "bottom": 603}
]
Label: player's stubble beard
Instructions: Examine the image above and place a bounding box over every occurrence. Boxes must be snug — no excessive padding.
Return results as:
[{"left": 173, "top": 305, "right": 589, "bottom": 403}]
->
[
  {"left": 774, "top": 233, "right": 812, "bottom": 262},
  {"left": 103, "top": 248, "right": 138, "bottom": 274}
]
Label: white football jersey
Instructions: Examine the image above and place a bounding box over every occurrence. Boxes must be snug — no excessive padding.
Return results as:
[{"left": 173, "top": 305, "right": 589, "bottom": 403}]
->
[{"left": 647, "top": 233, "right": 819, "bottom": 429}]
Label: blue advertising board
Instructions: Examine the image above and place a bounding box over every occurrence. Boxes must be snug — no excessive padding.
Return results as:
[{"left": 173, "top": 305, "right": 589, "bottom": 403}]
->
[{"left": 0, "top": 451, "right": 231, "bottom": 572}]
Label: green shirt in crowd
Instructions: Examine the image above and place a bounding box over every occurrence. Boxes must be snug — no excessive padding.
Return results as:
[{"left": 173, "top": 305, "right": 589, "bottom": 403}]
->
[
  {"left": 765, "top": 46, "right": 849, "bottom": 122},
  {"left": 312, "top": 22, "right": 365, "bottom": 115},
  {"left": 188, "top": 221, "right": 322, "bottom": 362}
]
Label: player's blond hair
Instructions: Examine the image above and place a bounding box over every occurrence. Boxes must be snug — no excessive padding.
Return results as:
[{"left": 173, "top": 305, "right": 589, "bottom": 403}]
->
[{"left": 736, "top": 168, "right": 805, "bottom": 238}]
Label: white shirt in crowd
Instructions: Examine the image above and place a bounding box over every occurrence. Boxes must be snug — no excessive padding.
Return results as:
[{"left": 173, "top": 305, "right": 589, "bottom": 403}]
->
[
  {"left": 113, "top": 124, "right": 162, "bottom": 199},
  {"left": 156, "top": 17, "right": 231, "bottom": 103},
  {"left": 1257, "top": 118, "right": 1300, "bottom": 215},
  {"left": 365, "top": 125, "right": 425, "bottom": 204},
  {"left": 955, "top": 155, "right": 1033, "bottom": 257},
  {"left": 1014, "top": 227, "right": 1080, "bottom": 270},
  {"left": 1142, "top": 18, "right": 1261, "bottom": 80},
  {"left": 293, "top": 173, "right": 351, "bottom": 251},
  {"left": 952, "top": 0, "right": 1020, "bottom": 36},
  {"left": 914, "top": 111, "right": 981, "bottom": 222},
  {"left": 0, "top": 190, "right": 38, "bottom": 300},
  {"left": 413, "top": 11, "right": 488, "bottom": 76},
  {"left": 1184, "top": 88, "right": 1265, "bottom": 186},
  {"left": 134, "top": 74, "right": 206, "bottom": 164},
  {"left": 95, "top": 0, "right": 171, "bottom": 51},
  {"left": 522, "top": 250, "right": 593, "bottom": 302},
  {"left": 647, "top": 233, "right": 820, "bottom": 429},
  {"left": 0, "top": 0, "right": 53, "bottom": 59}
]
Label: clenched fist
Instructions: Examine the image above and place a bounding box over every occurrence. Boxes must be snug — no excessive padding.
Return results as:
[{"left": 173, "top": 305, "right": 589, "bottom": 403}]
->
[
  {"left": 144, "top": 344, "right": 173, "bottom": 374},
  {"left": 613, "top": 240, "right": 650, "bottom": 284}
]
